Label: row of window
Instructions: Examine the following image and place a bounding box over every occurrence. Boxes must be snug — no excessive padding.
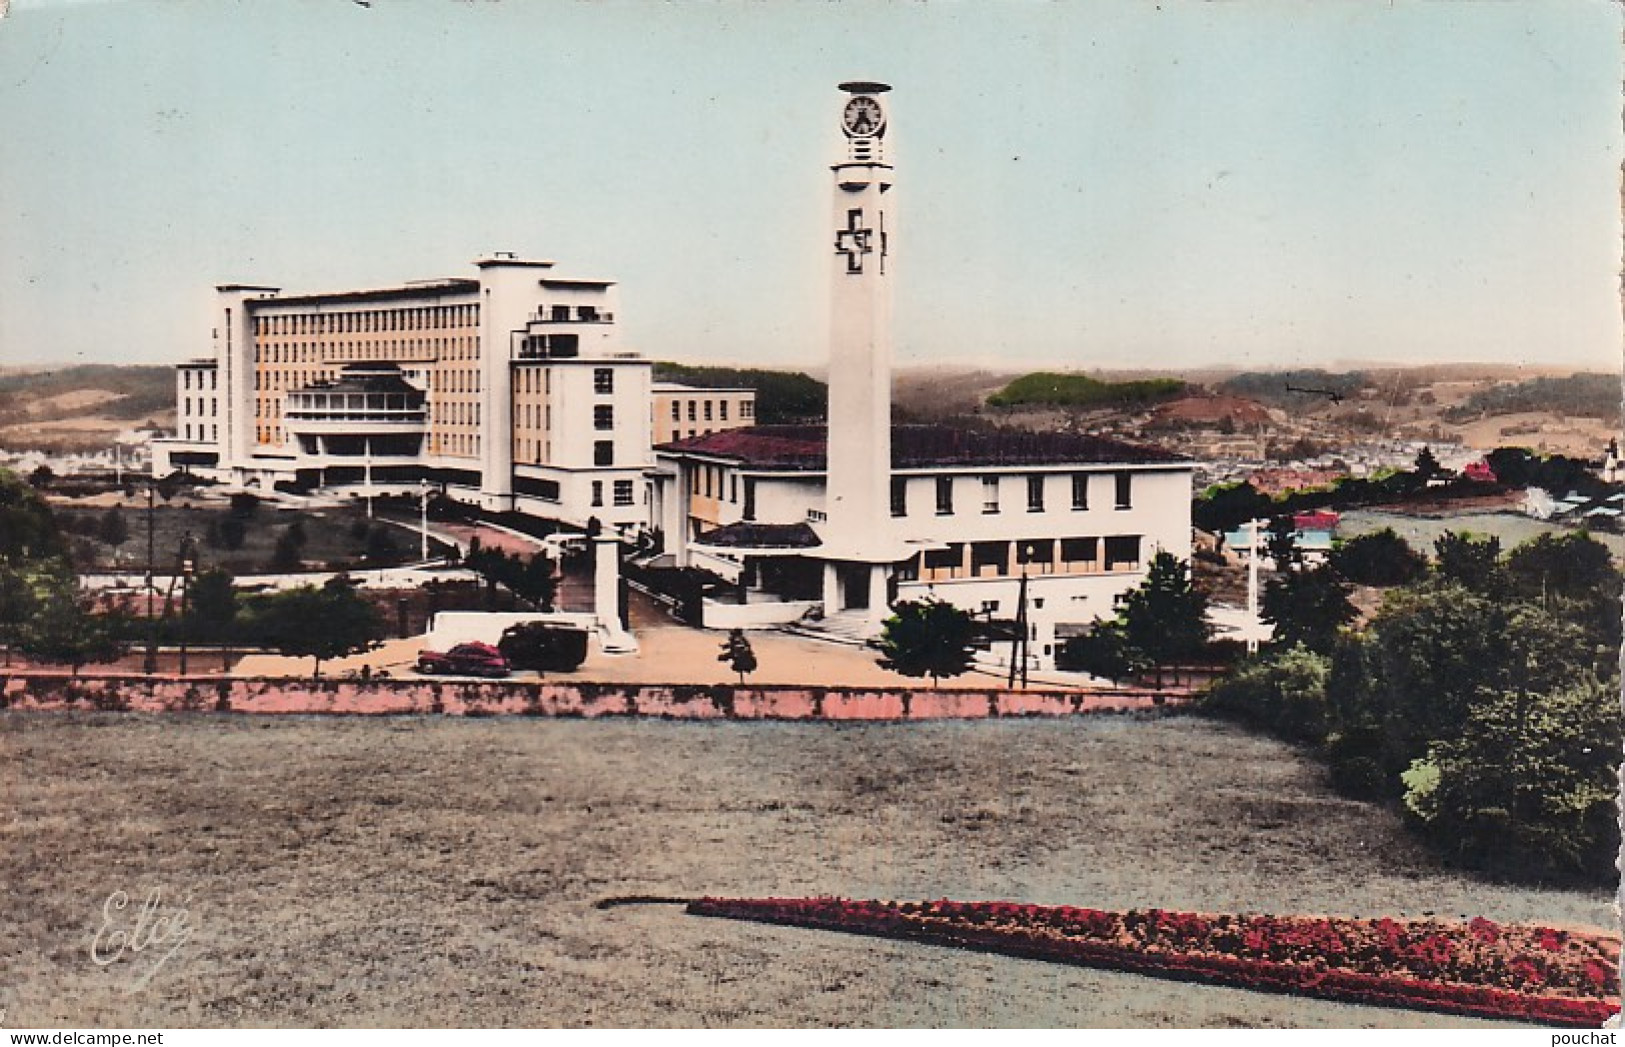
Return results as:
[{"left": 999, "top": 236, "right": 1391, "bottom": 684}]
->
[
  {"left": 434, "top": 433, "right": 480, "bottom": 457},
  {"left": 181, "top": 370, "right": 217, "bottom": 390},
  {"left": 669, "top": 398, "right": 749, "bottom": 422},
  {"left": 182, "top": 397, "right": 218, "bottom": 418},
  {"left": 183, "top": 424, "right": 219, "bottom": 442},
  {"left": 588, "top": 479, "right": 637, "bottom": 508},
  {"left": 910, "top": 535, "right": 1142, "bottom": 579},
  {"left": 897, "top": 472, "right": 1134, "bottom": 518},
  {"left": 260, "top": 337, "right": 474, "bottom": 364},
  {"left": 255, "top": 304, "right": 479, "bottom": 337}
]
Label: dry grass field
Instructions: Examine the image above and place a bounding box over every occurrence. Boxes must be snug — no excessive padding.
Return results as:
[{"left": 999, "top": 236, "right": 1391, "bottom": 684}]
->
[{"left": 1, "top": 712, "right": 1610, "bottom": 1028}]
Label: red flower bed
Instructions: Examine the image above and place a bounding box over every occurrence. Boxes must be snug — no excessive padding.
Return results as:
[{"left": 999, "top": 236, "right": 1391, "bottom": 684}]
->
[{"left": 686, "top": 896, "right": 1619, "bottom": 1027}]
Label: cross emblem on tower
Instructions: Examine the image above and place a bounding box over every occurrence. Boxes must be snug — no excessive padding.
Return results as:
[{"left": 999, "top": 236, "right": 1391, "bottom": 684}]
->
[{"left": 835, "top": 208, "right": 887, "bottom": 275}]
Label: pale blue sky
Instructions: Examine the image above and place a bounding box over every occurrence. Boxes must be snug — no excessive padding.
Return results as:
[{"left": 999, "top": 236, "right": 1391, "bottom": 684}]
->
[{"left": 1, "top": 0, "right": 1619, "bottom": 373}]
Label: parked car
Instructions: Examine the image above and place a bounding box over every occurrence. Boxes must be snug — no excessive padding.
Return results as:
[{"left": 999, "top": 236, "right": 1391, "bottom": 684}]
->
[
  {"left": 415, "top": 641, "right": 510, "bottom": 678},
  {"left": 498, "top": 622, "right": 590, "bottom": 673}
]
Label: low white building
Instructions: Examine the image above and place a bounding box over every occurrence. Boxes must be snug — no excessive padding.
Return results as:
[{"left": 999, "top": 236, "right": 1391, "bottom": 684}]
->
[{"left": 651, "top": 423, "right": 1192, "bottom": 670}]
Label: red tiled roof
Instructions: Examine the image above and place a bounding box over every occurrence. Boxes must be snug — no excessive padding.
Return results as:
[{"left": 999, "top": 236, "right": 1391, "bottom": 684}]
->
[{"left": 657, "top": 425, "right": 1184, "bottom": 471}]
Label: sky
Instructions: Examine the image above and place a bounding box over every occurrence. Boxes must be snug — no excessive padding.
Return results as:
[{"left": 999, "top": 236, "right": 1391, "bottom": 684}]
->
[{"left": 1, "top": 0, "right": 1619, "bottom": 375}]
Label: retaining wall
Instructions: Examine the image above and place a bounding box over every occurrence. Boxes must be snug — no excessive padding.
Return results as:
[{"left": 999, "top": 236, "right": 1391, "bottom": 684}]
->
[{"left": 0, "top": 673, "right": 1186, "bottom": 720}]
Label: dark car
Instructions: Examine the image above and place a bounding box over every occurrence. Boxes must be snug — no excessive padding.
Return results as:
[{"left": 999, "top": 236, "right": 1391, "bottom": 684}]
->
[{"left": 415, "top": 641, "right": 510, "bottom": 678}]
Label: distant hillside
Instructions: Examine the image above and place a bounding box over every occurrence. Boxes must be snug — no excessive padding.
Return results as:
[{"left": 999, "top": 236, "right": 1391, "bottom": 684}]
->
[
  {"left": 986, "top": 372, "right": 1184, "bottom": 410},
  {"left": 1441, "top": 372, "right": 1621, "bottom": 423},
  {"left": 1217, "top": 369, "right": 1369, "bottom": 408},
  {"left": 0, "top": 365, "right": 174, "bottom": 426},
  {"left": 653, "top": 363, "right": 827, "bottom": 424}
]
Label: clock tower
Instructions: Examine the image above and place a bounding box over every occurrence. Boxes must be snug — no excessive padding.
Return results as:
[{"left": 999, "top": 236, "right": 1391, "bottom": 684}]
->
[{"left": 824, "top": 81, "right": 894, "bottom": 556}]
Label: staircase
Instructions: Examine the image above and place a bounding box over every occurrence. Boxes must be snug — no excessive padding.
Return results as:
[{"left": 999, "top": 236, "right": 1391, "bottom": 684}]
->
[{"left": 779, "top": 609, "right": 880, "bottom": 648}]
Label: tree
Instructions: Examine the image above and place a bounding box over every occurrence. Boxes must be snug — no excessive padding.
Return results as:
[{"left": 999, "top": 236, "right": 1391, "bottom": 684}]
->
[
  {"left": 1401, "top": 676, "right": 1620, "bottom": 879},
  {"left": 218, "top": 515, "right": 247, "bottom": 551},
  {"left": 16, "top": 565, "right": 125, "bottom": 675},
  {"left": 0, "top": 468, "right": 67, "bottom": 563},
  {"left": 246, "top": 578, "right": 381, "bottom": 679},
  {"left": 1261, "top": 564, "right": 1355, "bottom": 653},
  {"left": 1329, "top": 529, "right": 1426, "bottom": 588},
  {"left": 1430, "top": 531, "right": 1502, "bottom": 593},
  {"left": 1056, "top": 619, "right": 1143, "bottom": 683},
  {"left": 1413, "top": 445, "right": 1443, "bottom": 483},
  {"left": 1504, "top": 531, "right": 1621, "bottom": 656},
  {"left": 1118, "top": 551, "right": 1211, "bottom": 686},
  {"left": 187, "top": 568, "right": 238, "bottom": 671},
  {"left": 1264, "top": 515, "right": 1301, "bottom": 571},
  {"left": 876, "top": 599, "right": 976, "bottom": 687},
  {"left": 1192, "top": 481, "right": 1271, "bottom": 535},
  {"left": 98, "top": 506, "right": 130, "bottom": 567},
  {"left": 0, "top": 561, "right": 41, "bottom": 666},
  {"left": 268, "top": 527, "right": 303, "bottom": 571},
  {"left": 717, "top": 628, "right": 758, "bottom": 685}
]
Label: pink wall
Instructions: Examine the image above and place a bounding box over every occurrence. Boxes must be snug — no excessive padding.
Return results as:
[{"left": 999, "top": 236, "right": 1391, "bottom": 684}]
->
[{"left": 1, "top": 673, "right": 1186, "bottom": 721}]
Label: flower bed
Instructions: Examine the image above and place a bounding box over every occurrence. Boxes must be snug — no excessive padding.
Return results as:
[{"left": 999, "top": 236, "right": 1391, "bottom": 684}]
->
[{"left": 686, "top": 896, "right": 1619, "bottom": 1027}]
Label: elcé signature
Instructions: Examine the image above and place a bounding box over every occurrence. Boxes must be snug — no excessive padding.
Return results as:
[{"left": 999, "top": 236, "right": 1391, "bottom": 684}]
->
[{"left": 91, "top": 887, "right": 192, "bottom": 992}]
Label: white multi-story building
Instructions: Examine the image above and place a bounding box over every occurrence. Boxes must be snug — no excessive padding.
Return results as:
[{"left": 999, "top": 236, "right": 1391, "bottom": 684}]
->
[
  {"left": 648, "top": 82, "right": 1194, "bottom": 671},
  {"left": 151, "top": 255, "right": 654, "bottom": 532}
]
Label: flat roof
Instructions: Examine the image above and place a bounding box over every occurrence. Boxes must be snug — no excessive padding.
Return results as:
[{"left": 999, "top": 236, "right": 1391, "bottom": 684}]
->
[
  {"left": 246, "top": 279, "right": 481, "bottom": 309},
  {"left": 657, "top": 424, "right": 1187, "bottom": 472},
  {"left": 539, "top": 278, "right": 615, "bottom": 289}
]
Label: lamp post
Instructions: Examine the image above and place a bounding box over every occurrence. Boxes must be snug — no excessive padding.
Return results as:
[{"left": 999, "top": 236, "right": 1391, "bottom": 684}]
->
[
  {"left": 143, "top": 479, "right": 158, "bottom": 675},
  {"left": 177, "top": 533, "right": 196, "bottom": 677}
]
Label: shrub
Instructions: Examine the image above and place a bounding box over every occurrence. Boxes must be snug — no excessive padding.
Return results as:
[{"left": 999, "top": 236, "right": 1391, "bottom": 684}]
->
[{"left": 1203, "top": 646, "right": 1330, "bottom": 744}]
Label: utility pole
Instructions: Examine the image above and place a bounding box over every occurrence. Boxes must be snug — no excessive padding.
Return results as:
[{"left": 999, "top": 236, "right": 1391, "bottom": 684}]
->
[
  {"left": 1246, "top": 517, "right": 1261, "bottom": 655},
  {"left": 419, "top": 479, "right": 429, "bottom": 561}
]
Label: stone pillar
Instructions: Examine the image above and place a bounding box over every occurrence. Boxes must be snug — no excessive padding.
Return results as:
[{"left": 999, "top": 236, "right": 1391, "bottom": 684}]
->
[
  {"left": 594, "top": 536, "right": 637, "bottom": 654},
  {"left": 822, "top": 561, "right": 841, "bottom": 615},
  {"left": 866, "top": 563, "right": 889, "bottom": 626}
]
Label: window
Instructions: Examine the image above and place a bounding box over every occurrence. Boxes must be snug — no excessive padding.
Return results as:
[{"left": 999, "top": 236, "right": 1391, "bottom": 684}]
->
[
  {"left": 594, "top": 405, "right": 614, "bottom": 430},
  {"left": 551, "top": 305, "right": 570, "bottom": 321},
  {"left": 594, "top": 440, "right": 614, "bottom": 466},
  {"left": 935, "top": 476, "right": 954, "bottom": 515},
  {"left": 971, "top": 541, "right": 1009, "bottom": 576},
  {"left": 1115, "top": 471, "right": 1133, "bottom": 510},
  {"left": 719, "top": 401, "right": 729, "bottom": 421},
  {"left": 613, "top": 480, "right": 634, "bottom": 507},
  {"left": 924, "top": 544, "right": 962, "bottom": 573},
  {"left": 1027, "top": 475, "right": 1045, "bottom": 512},
  {"left": 741, "top": 401, "right": 754, "bottom": 419},
  {"left": 593, "top": 368, "right": 613, "bottom": 394},
  {"left": 703, "top": 401, "right": 713, "bottom": 421},
  {"left": 981, "top": 476, "right": 1000, "bottom": 514},
  {"left": 671, "top": 401, "right": 681, "bottom": 421},
  {"left": 743, "top": 479, "right": 756, "bottom": 521},
  {"left": 687, "top": 401, "right": 697, "bottom": 421},
  {"left": 1017, "top": 539, "right": 1055, "bottom": 567},
  {"left": 1061, "top": 537, "right": 1099, "bottom": 566},
  {"left": 1071, "top": 473, "right": 1089, "bottom": 510},
  {"left": 1104, "top": 535, "right": 1141, "bottom": 570},
  {"left": 730, "top": 474, "right": 738, "bottom": 504},
  {"left": 890, "top": 477, "right": 908, "bottom": 517},
  {"left": 591, "top": 480, "right": 604, "bottom": 507}
]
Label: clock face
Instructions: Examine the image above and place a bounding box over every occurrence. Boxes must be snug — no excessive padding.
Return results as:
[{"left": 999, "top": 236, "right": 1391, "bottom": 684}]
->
[{"left": 842, "top": 95, "right": 885, "bottom": 138}]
